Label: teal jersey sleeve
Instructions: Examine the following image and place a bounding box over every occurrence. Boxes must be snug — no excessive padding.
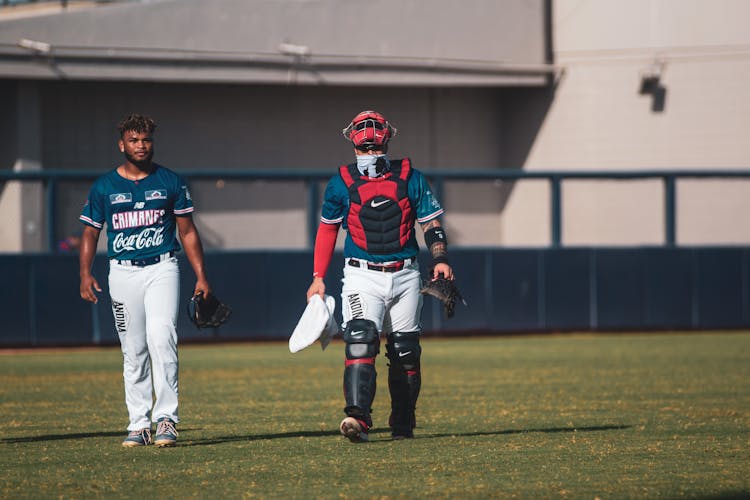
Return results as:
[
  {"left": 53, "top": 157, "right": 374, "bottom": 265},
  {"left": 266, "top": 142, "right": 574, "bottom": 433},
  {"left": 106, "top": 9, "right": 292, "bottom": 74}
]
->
[
  {"left": 409, "top": 169, "right": 445, "bottom": 223},
  {"left": 320, "top": 175, "right": 348, "bottom": 225}
]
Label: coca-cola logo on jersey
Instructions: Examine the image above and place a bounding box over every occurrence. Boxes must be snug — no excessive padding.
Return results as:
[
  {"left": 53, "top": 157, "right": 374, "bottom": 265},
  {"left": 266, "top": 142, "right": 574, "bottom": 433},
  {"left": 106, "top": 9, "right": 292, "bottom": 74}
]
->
[{"left": 113, "top": 227, "right": 166, "bottom": 253}]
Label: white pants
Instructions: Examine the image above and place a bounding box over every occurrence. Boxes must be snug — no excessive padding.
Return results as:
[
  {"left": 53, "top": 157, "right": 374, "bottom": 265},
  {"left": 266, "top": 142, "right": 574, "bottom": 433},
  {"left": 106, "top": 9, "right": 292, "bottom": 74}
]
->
[
  {"left": 341, "top": 259, "right": 423, "bottom": 334},
  {"left": 108, "top": 257, "right": 180, "bottom": 431}
]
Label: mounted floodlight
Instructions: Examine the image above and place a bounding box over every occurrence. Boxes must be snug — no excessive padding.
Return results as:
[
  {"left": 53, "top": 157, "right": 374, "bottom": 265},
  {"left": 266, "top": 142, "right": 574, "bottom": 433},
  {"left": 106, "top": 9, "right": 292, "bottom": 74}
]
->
[
  {"left": 278, "top": 42, "right": 310, "bottom": 57},
  {"left": 18, "top": 38, "right": 51, "bottom": 54},
  {"left": 639, "top": 61, "right": 664, "bottom": 94}
]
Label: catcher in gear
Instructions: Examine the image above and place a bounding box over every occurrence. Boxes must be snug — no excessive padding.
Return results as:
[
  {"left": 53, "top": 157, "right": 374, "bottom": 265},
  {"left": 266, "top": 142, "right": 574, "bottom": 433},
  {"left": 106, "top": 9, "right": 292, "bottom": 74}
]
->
[
  {"left": 306, "top": 110, "right": 456, "bottom": 442},
  {"left": 187, "top": 291, "right": 231, "bottom": 328}
]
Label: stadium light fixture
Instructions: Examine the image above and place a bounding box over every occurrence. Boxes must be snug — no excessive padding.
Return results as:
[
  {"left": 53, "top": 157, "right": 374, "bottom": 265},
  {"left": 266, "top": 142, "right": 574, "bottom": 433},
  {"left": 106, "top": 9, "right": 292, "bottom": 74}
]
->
[
  {"left": 18, "top": 38, "right": 51, "bottom": 55},
  {"left": 278, "top": 42, "right": 310, "bottom": 57}
]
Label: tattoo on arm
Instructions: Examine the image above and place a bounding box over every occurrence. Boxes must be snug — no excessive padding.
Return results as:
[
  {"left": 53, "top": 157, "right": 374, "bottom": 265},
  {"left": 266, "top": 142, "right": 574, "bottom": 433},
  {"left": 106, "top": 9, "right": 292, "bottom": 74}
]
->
[
  {"left": 430, "top": 240, "right": 447, "bottom": 261},
  {"left": 422, "top": 219, "right": 447, "bottom": 261}
]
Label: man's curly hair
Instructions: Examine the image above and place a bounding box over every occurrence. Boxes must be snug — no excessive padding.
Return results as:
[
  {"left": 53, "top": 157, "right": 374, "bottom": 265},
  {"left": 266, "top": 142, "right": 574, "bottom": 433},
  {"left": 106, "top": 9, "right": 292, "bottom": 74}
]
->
[{"left": 117, "top": 114, "right": 156, "bottom": 137}]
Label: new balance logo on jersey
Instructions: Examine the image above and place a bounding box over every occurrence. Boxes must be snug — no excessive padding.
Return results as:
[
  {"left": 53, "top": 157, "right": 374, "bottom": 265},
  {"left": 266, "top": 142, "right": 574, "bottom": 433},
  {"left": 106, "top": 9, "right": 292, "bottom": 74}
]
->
[
  {"left": 111, "top": 209, "right": 166, "bottom": 230},
  {"left": 134, "top": 202, "right": 145, "bottom": 209}
]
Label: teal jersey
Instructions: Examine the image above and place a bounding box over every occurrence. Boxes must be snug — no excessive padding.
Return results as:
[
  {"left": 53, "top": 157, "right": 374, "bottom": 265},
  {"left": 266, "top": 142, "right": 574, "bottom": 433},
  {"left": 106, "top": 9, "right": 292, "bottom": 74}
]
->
[{"left": 79, "top": 164, "right": 193, "bottom": 260}]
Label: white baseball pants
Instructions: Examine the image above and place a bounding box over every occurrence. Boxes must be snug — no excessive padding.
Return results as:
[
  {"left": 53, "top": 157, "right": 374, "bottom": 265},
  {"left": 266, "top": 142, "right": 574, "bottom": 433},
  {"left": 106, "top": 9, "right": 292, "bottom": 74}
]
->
[
  {"left": 108, "top": 257, "right": 180, "bottom": 431},
  {"left": 341, "top": 259, "right": 423, "bottom": 334}
]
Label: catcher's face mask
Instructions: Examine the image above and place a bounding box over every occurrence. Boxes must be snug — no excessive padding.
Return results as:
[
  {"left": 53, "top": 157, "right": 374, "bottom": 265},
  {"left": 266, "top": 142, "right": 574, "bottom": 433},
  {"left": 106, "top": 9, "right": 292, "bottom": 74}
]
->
[{"left": 342, "top": 110, "right": 397, "bottom": 151}]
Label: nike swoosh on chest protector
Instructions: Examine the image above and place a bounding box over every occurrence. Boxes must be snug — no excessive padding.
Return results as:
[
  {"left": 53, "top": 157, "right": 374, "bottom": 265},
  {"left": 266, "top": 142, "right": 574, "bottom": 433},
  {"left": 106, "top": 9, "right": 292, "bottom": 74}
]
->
[{"left": 370, "top": 199, "right": 391, "bottom": 208}]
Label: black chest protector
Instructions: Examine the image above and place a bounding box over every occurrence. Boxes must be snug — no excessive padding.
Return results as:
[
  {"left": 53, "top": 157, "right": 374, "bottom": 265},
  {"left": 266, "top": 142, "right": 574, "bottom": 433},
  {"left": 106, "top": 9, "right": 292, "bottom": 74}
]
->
[{"left": 339, "top": 159, "right": 415, "bottom": 254}]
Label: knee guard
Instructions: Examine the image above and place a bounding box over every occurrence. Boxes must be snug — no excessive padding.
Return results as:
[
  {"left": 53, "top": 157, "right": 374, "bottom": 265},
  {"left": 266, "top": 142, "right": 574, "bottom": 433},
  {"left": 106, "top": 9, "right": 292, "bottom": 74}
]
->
[
  {"left": 385, "top": 331, "right": 421, "bottom": 435},
  {"left": 342, "top": 319, "right": 380, "bottom": 425}
]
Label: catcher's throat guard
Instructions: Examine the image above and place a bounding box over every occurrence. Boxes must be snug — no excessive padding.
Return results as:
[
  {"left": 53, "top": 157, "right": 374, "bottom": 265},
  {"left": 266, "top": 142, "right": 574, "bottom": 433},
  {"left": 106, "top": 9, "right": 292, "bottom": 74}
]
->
[{"left": 187, "top": 291, "right": 231, "bottom": 329}]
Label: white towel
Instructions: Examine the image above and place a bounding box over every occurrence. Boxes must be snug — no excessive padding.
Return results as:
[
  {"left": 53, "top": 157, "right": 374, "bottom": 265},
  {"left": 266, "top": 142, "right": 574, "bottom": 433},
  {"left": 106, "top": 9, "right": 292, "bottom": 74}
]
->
[{"left": 289, "top": 294, "right": 338, "bottom": 353}]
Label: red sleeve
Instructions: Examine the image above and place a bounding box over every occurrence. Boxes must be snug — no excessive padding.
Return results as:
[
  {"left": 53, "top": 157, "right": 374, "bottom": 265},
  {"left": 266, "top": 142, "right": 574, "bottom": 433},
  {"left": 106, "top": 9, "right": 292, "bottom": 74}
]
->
[{"left": 313, "top": 222, "right": 340, "bottom": 278}]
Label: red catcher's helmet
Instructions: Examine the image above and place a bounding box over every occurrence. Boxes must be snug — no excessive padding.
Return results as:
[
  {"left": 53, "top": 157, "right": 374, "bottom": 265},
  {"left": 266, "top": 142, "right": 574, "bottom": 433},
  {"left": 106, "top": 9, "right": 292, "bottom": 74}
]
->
[{"left": 342, "top": 110, "right": 397, "bottom": 151}]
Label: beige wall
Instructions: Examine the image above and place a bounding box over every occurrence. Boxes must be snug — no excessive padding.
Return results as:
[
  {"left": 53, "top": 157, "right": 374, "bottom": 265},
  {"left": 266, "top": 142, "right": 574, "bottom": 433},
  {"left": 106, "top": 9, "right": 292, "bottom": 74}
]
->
[
  {"left": 3, "top": 0, "right": 750, "bottom": 251},
  {"left": 501, "top": 0, "right": 750, "bottom": 246},
  {"left": 12, "top": 82, "right": 513, "bottom": 251}
]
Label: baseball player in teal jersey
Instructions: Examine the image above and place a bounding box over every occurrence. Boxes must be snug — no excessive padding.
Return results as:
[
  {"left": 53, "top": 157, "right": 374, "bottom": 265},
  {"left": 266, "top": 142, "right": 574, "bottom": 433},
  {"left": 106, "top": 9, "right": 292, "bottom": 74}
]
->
[
  {"left": 307, "top": 110, "right": 455, "bottom": 442},
  {"left": 79, "top": 114, "right": 213, "bottom": 447}
]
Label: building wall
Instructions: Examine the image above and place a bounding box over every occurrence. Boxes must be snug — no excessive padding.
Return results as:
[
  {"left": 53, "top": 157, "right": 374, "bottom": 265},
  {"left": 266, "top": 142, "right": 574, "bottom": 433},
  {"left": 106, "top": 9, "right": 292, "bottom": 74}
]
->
[
  {"left": 33, "top": 81, "right": 519, "bottom": 250},
  {"left": 3, "top": 0, "right": 750, "bottom": 252},
  {"left": 501, "top": 0, "right": 750, "bottom": 246}
]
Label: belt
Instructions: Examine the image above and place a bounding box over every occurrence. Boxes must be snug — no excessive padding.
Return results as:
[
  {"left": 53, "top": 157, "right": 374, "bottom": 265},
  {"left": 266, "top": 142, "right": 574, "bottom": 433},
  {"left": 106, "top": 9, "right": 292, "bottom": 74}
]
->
[
  {"left": 115, "top": 251, "right": 174, "bottom": 267},
  {"left": 347, "top": 258, "right": 413, "bottom": 273}
]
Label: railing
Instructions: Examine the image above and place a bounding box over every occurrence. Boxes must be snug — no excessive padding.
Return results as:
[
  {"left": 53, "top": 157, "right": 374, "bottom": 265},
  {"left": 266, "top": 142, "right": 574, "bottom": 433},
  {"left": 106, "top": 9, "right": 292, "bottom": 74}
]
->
[{"left": 2, "top": 168, "right": 750, "bottom": 251}]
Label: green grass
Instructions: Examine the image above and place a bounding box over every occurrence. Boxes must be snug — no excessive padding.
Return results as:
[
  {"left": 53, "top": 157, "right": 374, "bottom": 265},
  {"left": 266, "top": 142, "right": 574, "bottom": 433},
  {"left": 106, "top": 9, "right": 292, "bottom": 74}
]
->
[{"left": 1, "top": 333, "right": 749, "bottom": 499}]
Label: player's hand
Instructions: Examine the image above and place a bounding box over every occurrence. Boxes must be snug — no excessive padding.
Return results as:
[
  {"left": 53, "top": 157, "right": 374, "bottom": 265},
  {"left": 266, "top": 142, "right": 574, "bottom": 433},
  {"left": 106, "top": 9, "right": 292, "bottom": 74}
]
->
[
  {"left": 306, "top": 277, "right": 326, "bottom": 302},
  {"left": 80, "top": 274, "right": 102, "bottom": 304},
  {"left": 432, "top": 262, "right": 454, "bottom": 281},
  {"left": 193, "top": 279, "right": 212, "bottom": 299}
]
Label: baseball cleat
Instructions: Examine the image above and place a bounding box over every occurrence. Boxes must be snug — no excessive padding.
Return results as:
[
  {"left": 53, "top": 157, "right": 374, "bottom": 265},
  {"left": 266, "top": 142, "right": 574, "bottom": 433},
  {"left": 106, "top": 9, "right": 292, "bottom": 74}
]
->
[
  {"left": 122, "top": 428, "right": 152, "bottom": 447},
  {"left": 389, "top": 411, "right": 416, "bottom": 440},
  {"left": 154, "top": 418, "right": 179, "bottom": 447},
  {"left": 340, "top": 417, "right": 369, "bottom": 443},
  {"left": 391, "top": 430, "right": 414, "bottom": 440}
]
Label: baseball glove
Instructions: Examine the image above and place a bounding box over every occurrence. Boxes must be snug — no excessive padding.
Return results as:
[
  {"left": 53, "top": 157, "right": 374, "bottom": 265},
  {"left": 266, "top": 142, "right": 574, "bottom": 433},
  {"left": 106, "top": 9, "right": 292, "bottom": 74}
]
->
[
  {"left": 420, "top": 276, "right": 467, "bottom": 318},
  {"left": 187, "top": 291, "right": 231, "bottom": 329}
]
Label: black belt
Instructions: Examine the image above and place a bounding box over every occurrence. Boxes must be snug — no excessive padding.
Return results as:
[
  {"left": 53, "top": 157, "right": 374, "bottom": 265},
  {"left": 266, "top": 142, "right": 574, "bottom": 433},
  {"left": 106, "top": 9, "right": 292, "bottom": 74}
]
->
[
  {"left": 115, "top": 251, "right": 174, "bottom": 267},
  {"left": 347, "top": 258, "right": 412, "bottom": 273}
]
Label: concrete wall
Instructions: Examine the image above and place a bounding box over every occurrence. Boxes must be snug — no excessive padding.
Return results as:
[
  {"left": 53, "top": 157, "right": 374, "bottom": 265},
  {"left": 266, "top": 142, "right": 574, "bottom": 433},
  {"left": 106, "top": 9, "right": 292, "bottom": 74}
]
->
[
  {"left": 3, "top": 0, "right": 750, "bottom": 252},
  {"left": 501, "top": 0, "right": 750, "bottom": 246},
  {"left": 29, "top": 81, "right": 527, "bottom": 251}
]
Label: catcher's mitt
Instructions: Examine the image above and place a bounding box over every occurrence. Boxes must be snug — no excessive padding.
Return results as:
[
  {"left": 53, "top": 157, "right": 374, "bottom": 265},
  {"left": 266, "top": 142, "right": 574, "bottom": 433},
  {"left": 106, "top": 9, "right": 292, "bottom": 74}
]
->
[
  {"left": 420, "top": 276, "right": 467, "bottom": 318},
  {"left": 187, "top": 291, "right": 231, "bottom": 329}
]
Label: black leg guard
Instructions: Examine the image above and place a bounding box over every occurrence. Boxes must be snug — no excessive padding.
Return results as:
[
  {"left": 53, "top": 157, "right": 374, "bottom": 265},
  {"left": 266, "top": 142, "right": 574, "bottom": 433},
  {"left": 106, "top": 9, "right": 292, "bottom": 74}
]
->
[
  {"left": 385, "top": 331, "right": 421, "bottom": 438},
  {"left": 342, "top": 319, "right": 380, "bottom": 428}
]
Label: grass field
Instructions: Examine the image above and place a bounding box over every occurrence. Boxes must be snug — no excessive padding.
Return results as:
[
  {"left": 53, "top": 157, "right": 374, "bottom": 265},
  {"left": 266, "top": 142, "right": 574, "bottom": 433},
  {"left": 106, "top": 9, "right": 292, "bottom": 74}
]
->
[{"left": 1, "top": 332, "right": 749, "bottom": 499}]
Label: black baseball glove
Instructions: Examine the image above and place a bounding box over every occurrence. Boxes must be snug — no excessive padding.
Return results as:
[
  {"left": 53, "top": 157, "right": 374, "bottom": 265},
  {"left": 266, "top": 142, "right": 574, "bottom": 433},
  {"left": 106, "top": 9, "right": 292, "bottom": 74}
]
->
[
  {"left": 420, "top": 276, "right": 467, "bottom": 318},
  {"left": 187, "top": 291, "right": 231, "bottom": 329}
]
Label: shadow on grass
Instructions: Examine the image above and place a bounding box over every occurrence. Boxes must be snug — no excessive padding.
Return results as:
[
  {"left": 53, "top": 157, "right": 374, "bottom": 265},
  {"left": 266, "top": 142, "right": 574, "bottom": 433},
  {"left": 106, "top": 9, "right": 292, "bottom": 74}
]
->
[
  {"left": 419, "top": 424, "right": 632, "bottom": 440},
  {"left": 1, "top": 424, "right": 632, "bottom": 446},
  {"left": 0, "top": 428, "right": 199, "bottom": 444},
  {"left": 1, "top": 431, "right": 126, "bottom": 443},
  {"left": 181, "top": 424, "right": 632, "bottom": 447}
]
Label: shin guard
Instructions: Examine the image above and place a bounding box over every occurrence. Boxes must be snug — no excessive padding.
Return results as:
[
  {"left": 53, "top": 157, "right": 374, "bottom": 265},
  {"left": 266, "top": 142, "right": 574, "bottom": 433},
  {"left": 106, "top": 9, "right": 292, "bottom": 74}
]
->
[
  {"left": 342, "top": 319, "right": 380, "bottom": 427},
  {"left": 385, "top": 331, "right": 421, "bottom": 436}
]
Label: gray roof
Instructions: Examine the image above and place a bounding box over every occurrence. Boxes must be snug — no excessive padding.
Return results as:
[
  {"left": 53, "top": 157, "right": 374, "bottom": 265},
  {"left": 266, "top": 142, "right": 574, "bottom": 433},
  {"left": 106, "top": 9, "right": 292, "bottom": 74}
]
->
[{"left": 0, "top": 0, "right": 553, "bottom": 86}]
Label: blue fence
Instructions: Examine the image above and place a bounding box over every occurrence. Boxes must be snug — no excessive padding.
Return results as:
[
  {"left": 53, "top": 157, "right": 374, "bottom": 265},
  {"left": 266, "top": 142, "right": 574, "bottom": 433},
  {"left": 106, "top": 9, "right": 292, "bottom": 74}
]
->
[
  {"left": 1, "top": 168, "right": 749, "bottom": 345},
  {"left": 3, "top": 168, "right": 750, "bottom": 251},
  {"left": 1, "top": 246, "right": 749, "bottom": 346}
]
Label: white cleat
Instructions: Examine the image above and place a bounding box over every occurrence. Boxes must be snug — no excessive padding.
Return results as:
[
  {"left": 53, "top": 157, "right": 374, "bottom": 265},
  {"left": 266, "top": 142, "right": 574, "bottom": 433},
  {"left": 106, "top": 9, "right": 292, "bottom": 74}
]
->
[{"left": 340, "top": 417, "right": 369, "bottom": 443}]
